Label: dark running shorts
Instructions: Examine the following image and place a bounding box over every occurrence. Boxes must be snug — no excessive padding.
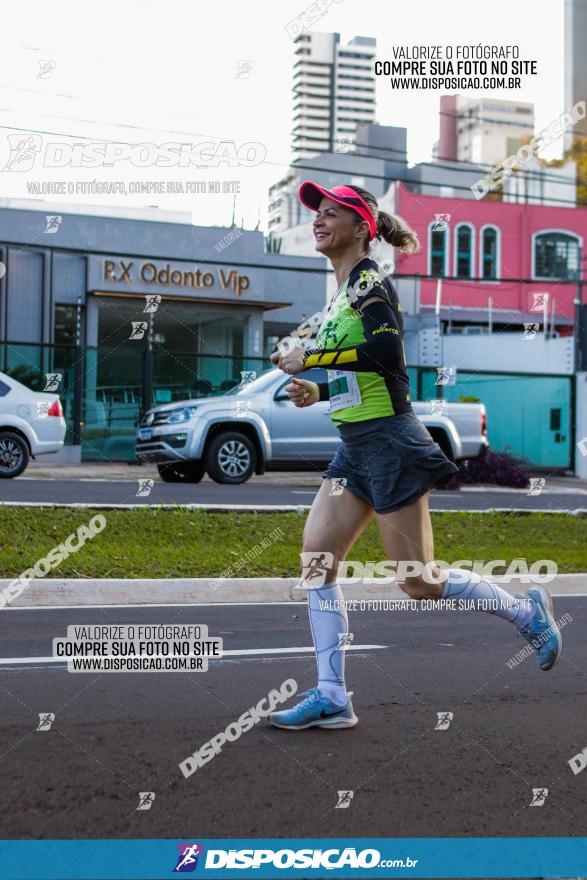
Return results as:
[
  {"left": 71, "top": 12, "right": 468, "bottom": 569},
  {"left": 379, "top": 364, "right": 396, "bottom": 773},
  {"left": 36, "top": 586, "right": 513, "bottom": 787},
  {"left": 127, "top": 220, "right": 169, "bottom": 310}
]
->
[{"left": 322, "top": 412, "right": 460, "bottom": 514}]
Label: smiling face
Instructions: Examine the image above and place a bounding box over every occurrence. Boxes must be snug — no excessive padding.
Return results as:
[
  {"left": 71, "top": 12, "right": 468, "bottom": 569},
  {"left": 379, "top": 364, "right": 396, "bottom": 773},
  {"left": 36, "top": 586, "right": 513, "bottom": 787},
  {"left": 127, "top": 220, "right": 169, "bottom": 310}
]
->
[{"left": 312, "top": 196, "right": 369, "bottom": 257}]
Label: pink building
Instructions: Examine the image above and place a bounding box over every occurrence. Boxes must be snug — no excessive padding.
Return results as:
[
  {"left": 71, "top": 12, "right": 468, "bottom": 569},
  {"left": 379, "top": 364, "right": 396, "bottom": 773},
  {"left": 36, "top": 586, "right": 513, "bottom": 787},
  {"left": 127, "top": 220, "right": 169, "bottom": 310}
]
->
[{"left": 392, "top": 183, "right": 587, "bottom": 331}]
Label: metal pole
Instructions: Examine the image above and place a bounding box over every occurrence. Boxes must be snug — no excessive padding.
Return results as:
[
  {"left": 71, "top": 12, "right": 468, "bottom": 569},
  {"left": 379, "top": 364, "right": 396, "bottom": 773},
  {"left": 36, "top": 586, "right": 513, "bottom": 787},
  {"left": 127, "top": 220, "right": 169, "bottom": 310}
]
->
[
  {"left": 575, "top": 244, "right": 583, "bottom": 372},
  {"left": 72, "top": 295, "right": 83, "bottom": 445},
  {"left": 0, "top": 246, "right": 6, "bottom": 371},
  {"left": 142, "top": 311, "right": 154, "bottom": 414},
  {"left": 435, "top": 277, "right": 442, "bottom": 316},
  {"left": 435, "top": 277, "right": 443, "bottom": 397}
]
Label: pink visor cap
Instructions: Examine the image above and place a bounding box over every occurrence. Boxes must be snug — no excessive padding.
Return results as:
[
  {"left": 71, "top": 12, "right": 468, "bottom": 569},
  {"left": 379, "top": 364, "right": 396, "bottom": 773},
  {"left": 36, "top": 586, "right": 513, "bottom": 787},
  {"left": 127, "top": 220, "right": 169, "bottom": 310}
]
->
[{"left": 298, "top": 181, "right": 378, "bottom": 240}]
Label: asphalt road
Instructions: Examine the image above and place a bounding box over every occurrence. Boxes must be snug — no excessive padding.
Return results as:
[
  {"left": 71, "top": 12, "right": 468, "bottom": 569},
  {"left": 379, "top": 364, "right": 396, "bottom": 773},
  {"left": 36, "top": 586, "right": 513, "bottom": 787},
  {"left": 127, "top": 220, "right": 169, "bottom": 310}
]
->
[
  {"left": 2, "top": 476, "right": 587, "bottom": 511},
  {"left": 0, "top": 598, "right": 585, "bottom": 842}
]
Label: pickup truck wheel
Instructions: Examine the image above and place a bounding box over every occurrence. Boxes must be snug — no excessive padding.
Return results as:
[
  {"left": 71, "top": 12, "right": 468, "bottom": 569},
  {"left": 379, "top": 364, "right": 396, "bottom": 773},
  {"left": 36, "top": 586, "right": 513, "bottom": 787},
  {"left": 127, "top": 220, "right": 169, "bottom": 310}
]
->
[
  {"left": 205, "top": 432, "right": 256, "bottom": 484},
  {"left": 157, "top": 461, "right": 205, "bottom": 483},
  {"left": 0, "top": 431, "right": 29, "bottom": 478}
]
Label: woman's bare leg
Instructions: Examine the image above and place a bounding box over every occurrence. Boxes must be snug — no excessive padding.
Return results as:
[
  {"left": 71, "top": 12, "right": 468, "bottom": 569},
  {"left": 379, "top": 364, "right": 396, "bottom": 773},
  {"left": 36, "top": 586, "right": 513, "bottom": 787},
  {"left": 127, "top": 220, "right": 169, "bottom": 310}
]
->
[
  {"left": 375, "top": 492, "right": 559, "bottom": 670},
  {"left": 302, "top": 479, "right": 375, "bottom": 584},
  {"left": 376, "top": 492, "right": 442, "bottom": 599},
  {"left": 300, "top": 481, "right": 374, "bottom": 702},
  {"left": 269, "top": 480, "right": 375, "bottom": 728}
]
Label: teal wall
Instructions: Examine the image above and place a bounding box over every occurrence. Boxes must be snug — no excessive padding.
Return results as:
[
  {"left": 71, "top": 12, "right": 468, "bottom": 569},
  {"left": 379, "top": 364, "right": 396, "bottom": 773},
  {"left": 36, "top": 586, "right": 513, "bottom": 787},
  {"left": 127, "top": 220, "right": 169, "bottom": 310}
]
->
[{"left": 441, "top": 372, "right": 571, "bottom": 468}]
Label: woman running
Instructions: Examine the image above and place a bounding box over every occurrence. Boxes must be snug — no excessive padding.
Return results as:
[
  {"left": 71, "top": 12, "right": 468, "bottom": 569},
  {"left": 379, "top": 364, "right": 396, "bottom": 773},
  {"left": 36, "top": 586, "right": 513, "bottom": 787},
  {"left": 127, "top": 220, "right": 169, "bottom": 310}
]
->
[{"left": 268, "top": 181, "right": 561, "bottom": 731}]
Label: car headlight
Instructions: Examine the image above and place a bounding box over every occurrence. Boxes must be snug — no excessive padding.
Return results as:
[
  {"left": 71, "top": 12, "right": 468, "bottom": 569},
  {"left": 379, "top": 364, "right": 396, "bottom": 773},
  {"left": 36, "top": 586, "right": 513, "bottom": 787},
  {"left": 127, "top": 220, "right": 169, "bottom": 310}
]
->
[{"left": 166, "top": 406, "right": 197, "bottom": 424}]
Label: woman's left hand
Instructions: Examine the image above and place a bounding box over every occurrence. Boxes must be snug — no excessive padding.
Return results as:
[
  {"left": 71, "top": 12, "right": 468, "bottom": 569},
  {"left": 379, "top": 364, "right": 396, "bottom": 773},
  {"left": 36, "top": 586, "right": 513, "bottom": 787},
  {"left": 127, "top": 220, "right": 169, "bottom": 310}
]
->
[{"left": 271, "top": 346, "right": 306, "bottom": 375}]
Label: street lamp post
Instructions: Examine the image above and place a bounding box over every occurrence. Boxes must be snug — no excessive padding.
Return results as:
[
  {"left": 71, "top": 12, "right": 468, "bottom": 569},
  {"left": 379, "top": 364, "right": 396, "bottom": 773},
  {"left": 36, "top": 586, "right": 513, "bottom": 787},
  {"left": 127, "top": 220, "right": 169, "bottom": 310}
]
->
[
  {"left": 574, "top": 243, "right": 584, "bottom": 372},
  {"left": 72, "top": 295, "right": 83, "bottom": 446}
]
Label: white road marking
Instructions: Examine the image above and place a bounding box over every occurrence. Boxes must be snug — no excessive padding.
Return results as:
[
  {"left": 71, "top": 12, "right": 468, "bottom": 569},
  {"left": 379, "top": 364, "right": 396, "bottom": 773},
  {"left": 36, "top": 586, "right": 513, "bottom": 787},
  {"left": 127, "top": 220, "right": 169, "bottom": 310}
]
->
[
  {"left": 17, "top": 478, "right": 146, "bottom": 484},
  {"left": 0, "top": 644, "right": 386, "bottom": 666},
  {"left": 0, "top": 502, "right": 585, "bottom": 515},
  {"left": 0, "top": 600, "right": 309, "bottom": 611},
  {"left": 459, "top": 486, "right": 587, "bottom": 495},
  {"left": 0, "top": 502, "right": 316, "bottom": 511}
]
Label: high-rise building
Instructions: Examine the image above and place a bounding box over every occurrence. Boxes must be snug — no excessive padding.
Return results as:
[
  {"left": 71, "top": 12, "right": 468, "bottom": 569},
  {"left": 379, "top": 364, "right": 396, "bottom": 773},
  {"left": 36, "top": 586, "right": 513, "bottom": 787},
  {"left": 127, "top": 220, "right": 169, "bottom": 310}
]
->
[
  {"left": 564, "top": 0, "right": 587, "bottom": 143},
  {"left": 268, "top": 123, "right": 408, "bottom": 242},
  {"left": 434, "top": 95, "right": 534, "bottom": 167},
  {"left": 292, "top": 32, "right": 376, "bottom": 160}
]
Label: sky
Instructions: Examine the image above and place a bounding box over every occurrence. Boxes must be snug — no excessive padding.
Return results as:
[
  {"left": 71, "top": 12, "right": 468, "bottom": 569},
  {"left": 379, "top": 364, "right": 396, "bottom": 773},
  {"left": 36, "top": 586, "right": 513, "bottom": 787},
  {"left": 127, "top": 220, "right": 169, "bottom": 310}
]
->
[{"left": 0, "top": 0, "right": 566, "bottom": 231}]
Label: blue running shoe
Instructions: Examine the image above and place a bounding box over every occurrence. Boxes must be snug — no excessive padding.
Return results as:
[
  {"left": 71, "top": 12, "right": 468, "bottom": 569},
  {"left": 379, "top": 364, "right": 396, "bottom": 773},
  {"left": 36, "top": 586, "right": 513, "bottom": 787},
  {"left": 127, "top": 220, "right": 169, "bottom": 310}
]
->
[
  {"left": 269, "top": 688, "right": 358, "bottom": 730},
  {"left": 516, "top": 586, "right": 562, "bottom": 671}
]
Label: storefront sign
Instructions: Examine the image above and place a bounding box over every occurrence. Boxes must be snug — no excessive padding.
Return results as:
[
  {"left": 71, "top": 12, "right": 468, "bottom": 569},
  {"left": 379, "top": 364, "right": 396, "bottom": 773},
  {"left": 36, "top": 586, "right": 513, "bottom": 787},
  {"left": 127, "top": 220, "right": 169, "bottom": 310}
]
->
[{"left": 102, "top": 259, "right": 250, "bottom": 296}]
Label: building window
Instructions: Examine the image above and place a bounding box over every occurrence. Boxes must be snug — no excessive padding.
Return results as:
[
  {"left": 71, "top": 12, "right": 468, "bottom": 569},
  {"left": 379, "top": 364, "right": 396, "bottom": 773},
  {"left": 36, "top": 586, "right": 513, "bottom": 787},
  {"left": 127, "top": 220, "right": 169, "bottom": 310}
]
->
[
  {"left": 534, "top": 231, "right": 580, "bottom": 279},
  {"left": 480, "top": 226, "right": 499, "bottom": 281},
  {"left": 54, "top": 304, "right": 79, "bottom": 346},
  {"left": 455, "top": 223, "right": 474, "bottom": 278},
  {"left": 429, "top": 224, "right": 447, "bottom": 277}
]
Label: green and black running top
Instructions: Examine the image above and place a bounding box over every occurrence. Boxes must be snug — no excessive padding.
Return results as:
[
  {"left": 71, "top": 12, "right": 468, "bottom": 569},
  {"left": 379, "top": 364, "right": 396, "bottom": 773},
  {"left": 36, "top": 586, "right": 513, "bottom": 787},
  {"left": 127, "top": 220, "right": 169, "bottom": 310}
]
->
[{"left": 303, "top": 257, "right": 413, "bottom": 424}]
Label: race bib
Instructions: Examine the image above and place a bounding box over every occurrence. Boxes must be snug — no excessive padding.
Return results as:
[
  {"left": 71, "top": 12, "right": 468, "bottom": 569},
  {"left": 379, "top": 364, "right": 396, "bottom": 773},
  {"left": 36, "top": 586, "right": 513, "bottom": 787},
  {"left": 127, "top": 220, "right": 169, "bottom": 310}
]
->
[{"left": 327, "top": 369, "right": 362, "bottom": 413}]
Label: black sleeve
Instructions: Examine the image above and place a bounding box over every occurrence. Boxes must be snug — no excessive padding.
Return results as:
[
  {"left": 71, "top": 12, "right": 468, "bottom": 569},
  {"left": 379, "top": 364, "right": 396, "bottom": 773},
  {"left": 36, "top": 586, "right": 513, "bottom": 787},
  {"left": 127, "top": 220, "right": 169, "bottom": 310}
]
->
[
  {"left": 303, "top": 297, "right": 405, "bottom": 374},
  {"left": 316, "top": 382, "right": 330, "bottom": 401}
]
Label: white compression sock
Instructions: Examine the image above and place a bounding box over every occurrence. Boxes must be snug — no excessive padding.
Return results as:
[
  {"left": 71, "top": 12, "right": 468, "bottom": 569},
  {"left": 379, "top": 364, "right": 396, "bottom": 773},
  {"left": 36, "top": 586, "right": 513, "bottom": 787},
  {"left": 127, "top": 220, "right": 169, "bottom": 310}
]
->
[
  {"left": 441, "top": 569, "right": 534, "bottom": 628},
  {"left": 307, "top": 582, "right": 349, "bottom": 706}
]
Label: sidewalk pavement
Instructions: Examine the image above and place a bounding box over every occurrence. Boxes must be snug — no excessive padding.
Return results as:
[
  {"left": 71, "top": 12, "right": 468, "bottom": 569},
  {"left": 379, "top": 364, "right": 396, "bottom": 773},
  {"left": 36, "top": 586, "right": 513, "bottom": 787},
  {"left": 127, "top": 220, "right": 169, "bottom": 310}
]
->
[{"left": 24, "top": 461, "right": 322, "bottom": 485}]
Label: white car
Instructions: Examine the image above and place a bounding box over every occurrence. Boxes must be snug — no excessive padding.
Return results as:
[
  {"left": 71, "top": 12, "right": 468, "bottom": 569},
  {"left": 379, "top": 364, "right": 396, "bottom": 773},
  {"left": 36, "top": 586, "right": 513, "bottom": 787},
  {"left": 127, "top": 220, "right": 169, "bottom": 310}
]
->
[{"left": 0, "top": 371, "right": 66, "bottom": 477}]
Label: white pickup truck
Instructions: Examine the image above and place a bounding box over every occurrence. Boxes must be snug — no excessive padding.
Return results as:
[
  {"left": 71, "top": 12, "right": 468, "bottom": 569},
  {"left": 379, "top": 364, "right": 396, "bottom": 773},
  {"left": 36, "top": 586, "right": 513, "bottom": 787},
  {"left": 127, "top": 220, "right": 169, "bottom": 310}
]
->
[{"left": 136, "top": 368, "right": 489, "bottom": 484}]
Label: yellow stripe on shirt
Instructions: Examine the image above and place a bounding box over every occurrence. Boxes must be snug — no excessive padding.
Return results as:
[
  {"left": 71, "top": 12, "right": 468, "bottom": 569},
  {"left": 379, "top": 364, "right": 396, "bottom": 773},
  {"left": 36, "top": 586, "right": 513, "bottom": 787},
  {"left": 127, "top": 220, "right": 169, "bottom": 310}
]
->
[{"left": 304, "top": 349, "right": 360, "bottom": 367}]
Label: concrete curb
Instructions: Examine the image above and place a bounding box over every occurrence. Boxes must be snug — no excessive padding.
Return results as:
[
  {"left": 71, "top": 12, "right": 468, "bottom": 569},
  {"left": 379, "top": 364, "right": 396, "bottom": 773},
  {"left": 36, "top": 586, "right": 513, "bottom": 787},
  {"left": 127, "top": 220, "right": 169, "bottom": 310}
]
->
[
  {"left": 1, "top": 502, "right": 586, "bottom": 515},
  {"left": 1, "top": 573, "right": 586, "bottom": 608}
]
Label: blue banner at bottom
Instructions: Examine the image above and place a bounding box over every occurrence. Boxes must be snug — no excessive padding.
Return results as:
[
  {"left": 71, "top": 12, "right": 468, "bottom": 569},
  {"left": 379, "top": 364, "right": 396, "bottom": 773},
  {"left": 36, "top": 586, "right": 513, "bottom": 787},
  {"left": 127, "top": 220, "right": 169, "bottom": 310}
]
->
[{"left": 0, "top": 838, "right": 586, "bottom": 879}]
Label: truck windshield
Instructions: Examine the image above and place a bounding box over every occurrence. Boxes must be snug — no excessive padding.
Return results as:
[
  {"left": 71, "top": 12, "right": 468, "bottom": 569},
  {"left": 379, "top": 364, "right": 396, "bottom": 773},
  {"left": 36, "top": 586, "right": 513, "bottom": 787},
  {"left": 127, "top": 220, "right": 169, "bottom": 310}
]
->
[{"left": 222, "top": 368, "right": 278, "bottom": 395}]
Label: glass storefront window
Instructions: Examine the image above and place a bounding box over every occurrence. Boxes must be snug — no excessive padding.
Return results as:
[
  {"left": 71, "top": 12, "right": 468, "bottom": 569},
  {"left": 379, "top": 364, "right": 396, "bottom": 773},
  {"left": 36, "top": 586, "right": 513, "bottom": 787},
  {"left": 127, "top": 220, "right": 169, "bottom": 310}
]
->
[
  {"left": 82, "top": 295, "right": 261, "bottom": 459},
  {"left": 54, "top": 304, "right": 79, "bottom": 346},
  {"left": 96, "top": 296, "right": 244, "bottom": 354}
]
